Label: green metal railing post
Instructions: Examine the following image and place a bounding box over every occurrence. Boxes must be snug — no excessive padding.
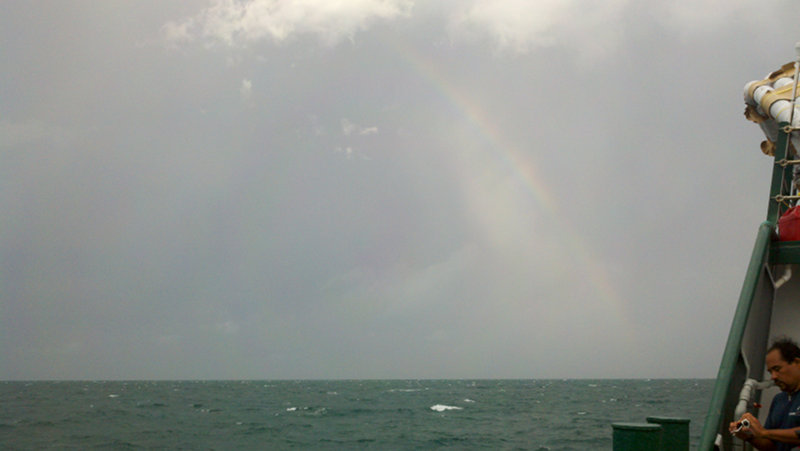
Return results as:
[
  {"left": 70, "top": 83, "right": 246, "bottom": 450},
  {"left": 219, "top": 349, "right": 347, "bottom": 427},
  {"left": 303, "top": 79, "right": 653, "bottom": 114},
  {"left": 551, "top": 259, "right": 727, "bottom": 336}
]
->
[
  {"left": 697, "top": 123, "right": 793, "bottom": 449},
  {"left": 697, "top": 222, "right": 774, "bottom": 450}
]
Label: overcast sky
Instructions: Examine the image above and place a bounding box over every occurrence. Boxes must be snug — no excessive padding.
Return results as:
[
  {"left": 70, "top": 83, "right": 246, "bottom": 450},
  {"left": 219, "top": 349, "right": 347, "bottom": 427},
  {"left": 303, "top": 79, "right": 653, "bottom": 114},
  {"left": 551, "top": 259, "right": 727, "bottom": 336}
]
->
[{"left": 2, "top": 1, "right": 799, "bottom": 380}]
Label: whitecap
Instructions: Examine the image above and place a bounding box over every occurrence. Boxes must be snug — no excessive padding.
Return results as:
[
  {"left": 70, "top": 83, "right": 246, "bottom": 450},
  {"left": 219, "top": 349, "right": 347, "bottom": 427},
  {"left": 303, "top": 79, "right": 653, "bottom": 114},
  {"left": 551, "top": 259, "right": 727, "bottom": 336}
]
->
[
  {"left": 430, "top": 404, "right": 462, "bottom": 412},
  {"left": 108, "top": 394, "right": 119, "bottom": 398},
  {"left": 286, "top": 407, "right": 297, "bottom": 412},
  {"left": 464, "top": 398, "right": 475, "bottom": 403}
]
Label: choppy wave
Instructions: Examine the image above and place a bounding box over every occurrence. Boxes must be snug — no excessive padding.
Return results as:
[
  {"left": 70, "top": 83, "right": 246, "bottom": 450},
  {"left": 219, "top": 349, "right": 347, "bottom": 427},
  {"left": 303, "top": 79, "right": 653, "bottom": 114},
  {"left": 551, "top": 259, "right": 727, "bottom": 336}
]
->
[
  {"left": 430, "top": 404, "right": 463, "bottom": 412},
  {"left": 0, "top": 379, "right": 712, "bottom": 449}
]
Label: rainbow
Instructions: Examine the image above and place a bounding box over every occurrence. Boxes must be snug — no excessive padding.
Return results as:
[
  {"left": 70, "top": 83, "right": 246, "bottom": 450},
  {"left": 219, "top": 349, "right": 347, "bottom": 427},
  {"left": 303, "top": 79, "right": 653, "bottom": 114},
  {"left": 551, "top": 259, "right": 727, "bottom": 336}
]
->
[{"left": 391, "top": 38, "right": 633, "bottom": 335}]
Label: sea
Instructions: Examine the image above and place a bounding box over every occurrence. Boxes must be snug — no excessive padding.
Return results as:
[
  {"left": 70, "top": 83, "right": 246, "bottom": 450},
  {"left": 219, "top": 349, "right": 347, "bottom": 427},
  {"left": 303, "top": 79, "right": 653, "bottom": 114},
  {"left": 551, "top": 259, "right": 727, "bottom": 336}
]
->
[{"left": 1, "top": 379, "right": 712, "bottom": 450}]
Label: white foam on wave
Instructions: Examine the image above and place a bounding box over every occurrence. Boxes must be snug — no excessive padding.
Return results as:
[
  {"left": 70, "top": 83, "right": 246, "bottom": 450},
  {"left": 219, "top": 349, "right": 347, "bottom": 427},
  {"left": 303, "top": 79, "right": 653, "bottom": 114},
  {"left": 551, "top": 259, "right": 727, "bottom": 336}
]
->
[
  {"left": 464, "top": 398, "right": 475, "bottom": 403},
  {"left": 430, "top": 404, "right": 463, "bottom": 412}
]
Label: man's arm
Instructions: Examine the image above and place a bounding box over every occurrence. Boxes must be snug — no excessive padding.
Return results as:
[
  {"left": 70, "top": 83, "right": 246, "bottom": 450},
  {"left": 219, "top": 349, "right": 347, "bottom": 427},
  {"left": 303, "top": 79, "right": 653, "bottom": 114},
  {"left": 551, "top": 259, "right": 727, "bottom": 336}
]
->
[
  {"left": 752, "top": 428, "right": 800, "bottom": 450},
  {"left": 743, "top": 435, "right": 777, "bottom": 451}
]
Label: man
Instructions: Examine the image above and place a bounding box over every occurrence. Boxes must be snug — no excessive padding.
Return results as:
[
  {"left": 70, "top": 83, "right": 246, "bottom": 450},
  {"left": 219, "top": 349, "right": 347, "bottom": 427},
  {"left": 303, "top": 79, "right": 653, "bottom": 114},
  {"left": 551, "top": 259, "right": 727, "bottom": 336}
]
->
[{"left": 730, "top": 338, "right": 800, "bottom": 450}]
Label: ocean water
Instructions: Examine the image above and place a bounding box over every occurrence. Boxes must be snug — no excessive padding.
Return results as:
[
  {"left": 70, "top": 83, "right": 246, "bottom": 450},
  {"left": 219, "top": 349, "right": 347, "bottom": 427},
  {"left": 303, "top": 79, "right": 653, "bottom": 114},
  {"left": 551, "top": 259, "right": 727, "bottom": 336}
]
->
[{"left": 1, "top": 379, "right": 712, "bottom": 450}]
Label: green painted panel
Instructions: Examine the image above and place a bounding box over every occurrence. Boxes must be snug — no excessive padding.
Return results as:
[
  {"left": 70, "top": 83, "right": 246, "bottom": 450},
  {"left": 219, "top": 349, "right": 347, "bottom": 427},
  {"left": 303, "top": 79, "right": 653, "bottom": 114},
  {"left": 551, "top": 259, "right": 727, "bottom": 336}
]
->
[
  {"left": 770, "top": 240, "right": 800, "bottom": 264},
  {"left": 647, "top": 417, "right": 689, "bottom": 451},
  {"left": 612, "top": 423, "right": 662, "bottom": 451}
]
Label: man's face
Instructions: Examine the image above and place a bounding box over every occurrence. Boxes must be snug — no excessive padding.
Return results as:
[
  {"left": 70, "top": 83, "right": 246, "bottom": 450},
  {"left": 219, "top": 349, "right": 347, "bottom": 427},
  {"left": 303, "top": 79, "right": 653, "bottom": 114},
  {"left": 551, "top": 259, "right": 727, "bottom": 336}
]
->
[{"left": 766, "top": 349, "right": 800, "bottom": 393}]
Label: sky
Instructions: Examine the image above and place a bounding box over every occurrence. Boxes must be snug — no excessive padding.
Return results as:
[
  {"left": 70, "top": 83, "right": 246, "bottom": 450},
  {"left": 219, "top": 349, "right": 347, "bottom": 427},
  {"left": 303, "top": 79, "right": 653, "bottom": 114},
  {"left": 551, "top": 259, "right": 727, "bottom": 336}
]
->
[{"left": 2, "top": 0, "right": 799, "bottom": 380}]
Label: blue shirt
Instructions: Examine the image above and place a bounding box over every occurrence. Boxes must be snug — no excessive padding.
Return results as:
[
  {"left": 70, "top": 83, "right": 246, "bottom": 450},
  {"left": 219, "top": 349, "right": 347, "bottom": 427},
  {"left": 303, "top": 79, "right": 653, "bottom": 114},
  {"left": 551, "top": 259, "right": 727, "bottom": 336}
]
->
[{"left": 765, "top": 391, "right": 800, "bottom": 451}]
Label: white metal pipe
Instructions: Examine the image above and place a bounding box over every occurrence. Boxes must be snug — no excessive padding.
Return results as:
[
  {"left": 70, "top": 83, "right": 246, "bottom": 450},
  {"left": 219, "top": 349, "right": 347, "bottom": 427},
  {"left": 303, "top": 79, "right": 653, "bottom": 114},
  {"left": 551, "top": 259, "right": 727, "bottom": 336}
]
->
[
  {"left": 775, "top": 77, "right": 795, "bottom": 90},
  {"left": 734, "top": 378, "right": 775, "bottom": 420},
  {"left": 769, "top": 99, "right": 794, "bottom": 124},
  {"left": 753, "top": 85, "right": 774, "bottom": 105},
  {"left": 775, "top": 267, "right": 792, "bottom": 289},
  {"left": 743, "top": 46, "right": 800, "bottom": 155},
  {"left": 745, "top": 80, "right": 759, "bottom": 105}
]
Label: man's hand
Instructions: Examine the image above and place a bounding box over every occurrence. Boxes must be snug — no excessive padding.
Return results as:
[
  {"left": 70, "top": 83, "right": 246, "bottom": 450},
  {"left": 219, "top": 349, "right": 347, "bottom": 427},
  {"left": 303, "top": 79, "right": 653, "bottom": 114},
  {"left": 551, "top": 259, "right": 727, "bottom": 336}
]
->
[
  {"left": 729, "top": 413, "right": 761, "bottom": 440},
  {"left": 729, "top": 413, "right": 779, "bottom": 450}
]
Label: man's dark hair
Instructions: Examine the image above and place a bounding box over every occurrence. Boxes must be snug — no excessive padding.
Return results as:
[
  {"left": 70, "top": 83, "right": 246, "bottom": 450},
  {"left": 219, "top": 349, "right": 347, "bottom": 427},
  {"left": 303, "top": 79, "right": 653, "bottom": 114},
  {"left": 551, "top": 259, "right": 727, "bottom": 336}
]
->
[{"left": 768, "top": 337, "right": 800, "bottom": 363}]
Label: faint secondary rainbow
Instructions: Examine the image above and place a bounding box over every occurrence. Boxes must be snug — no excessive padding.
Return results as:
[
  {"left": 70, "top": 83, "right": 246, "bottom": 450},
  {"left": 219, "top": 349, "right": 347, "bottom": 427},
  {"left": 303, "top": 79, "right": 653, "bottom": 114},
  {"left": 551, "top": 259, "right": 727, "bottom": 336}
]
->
[{"left": 390, "top": 38, "right": 631, "bottom": 329}]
